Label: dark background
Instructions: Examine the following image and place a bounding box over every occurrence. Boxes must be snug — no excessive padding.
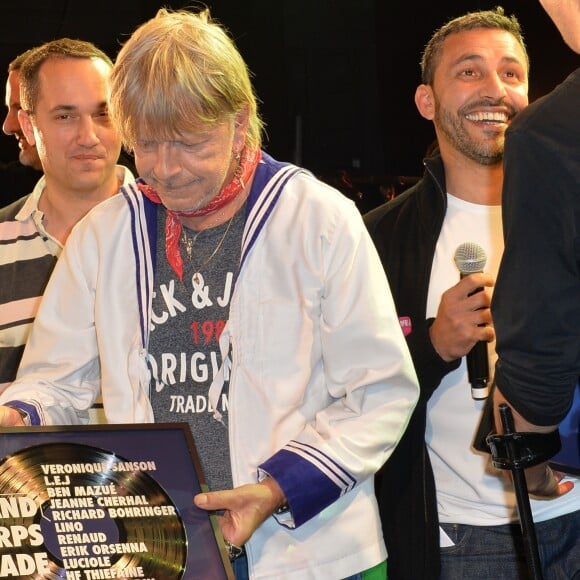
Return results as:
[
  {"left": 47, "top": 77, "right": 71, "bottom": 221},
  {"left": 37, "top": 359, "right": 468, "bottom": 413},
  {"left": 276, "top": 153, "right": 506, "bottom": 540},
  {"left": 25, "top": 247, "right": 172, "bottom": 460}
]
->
[{"left": 1, "top": 1, "right": 578, "bottom": 204}]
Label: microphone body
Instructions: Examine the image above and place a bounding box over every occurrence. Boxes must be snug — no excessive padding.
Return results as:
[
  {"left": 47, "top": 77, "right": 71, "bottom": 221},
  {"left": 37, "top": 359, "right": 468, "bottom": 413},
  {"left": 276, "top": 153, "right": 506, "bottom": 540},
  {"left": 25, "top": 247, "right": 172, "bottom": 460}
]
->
[{"left": 453, "top": 242, "right": 490, "bottom": 400}]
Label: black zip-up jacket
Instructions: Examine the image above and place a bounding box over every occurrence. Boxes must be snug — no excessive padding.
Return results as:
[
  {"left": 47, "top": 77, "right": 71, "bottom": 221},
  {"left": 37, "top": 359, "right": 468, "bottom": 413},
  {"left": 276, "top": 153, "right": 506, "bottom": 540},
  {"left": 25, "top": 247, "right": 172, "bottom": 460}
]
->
[{"left": 364, "top": 152, "right": 461, "bottom": 580}]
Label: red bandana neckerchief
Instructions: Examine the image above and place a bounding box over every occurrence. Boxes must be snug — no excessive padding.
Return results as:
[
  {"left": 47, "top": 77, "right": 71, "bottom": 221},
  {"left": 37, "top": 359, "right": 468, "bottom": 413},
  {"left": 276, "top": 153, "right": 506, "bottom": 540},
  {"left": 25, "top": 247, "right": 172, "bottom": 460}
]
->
[{"left": 137, "top": 147, "right": 261, "bottom": 281}]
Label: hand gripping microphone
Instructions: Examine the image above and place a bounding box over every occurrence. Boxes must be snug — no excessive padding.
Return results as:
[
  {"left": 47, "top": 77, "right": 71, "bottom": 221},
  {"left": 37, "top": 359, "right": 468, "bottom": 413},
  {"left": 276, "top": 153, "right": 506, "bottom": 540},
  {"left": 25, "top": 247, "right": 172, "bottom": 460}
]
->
[{"left": 453, "top": 242, "right": 490, "bottom": 400}]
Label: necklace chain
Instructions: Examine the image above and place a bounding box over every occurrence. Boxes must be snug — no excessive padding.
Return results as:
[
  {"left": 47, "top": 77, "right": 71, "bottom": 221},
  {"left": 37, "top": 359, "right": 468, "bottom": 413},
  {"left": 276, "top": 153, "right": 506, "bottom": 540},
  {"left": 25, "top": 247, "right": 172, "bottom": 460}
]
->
[{"left": 181, "top": 214, "right": 235, "bottom": 282}]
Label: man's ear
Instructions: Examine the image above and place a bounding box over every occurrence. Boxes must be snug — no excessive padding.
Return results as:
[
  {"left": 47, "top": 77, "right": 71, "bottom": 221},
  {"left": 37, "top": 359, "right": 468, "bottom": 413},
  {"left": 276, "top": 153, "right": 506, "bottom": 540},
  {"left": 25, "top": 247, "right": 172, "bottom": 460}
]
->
[
  {"left": 18, "top": 109, "right": 36, "bottom": 147},
  {"left": 233, "top": 106, "right": 250, "bottom": 152},
  {"left": 415, "top": 84, "right": 436, "bottom": 121}
]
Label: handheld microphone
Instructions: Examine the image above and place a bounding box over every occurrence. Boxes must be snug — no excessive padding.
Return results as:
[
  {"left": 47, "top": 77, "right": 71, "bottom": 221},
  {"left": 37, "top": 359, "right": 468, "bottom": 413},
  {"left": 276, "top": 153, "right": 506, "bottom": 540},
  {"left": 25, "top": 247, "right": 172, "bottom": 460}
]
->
[{"left": 453, "top": 242, "right": 490, "bottom": 400}]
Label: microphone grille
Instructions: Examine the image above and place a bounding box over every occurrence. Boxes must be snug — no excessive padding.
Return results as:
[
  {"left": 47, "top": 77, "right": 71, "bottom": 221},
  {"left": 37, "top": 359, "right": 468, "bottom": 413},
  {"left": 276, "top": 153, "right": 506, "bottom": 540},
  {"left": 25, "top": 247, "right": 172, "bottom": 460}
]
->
[{"left": 454, "top": 242, "right": 487, "bottom": 274}]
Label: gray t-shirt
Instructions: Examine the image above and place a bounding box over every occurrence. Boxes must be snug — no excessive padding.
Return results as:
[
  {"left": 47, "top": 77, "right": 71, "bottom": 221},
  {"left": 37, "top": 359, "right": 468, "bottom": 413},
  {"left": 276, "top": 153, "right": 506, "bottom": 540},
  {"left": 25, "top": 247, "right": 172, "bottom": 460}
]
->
[{"left": 148, "top": 205, "right": 245, "bottom": 491}]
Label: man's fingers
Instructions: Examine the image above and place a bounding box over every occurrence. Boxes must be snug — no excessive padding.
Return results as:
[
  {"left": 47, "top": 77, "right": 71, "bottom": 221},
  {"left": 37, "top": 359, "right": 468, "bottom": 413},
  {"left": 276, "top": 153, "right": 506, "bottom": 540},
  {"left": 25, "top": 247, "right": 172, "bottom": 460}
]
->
[
  {"left": 194, "top": 490, "right": 232, "bottom": 511},
  {"left": 527, "top": 466, "right": 575, "bottom": 499}
]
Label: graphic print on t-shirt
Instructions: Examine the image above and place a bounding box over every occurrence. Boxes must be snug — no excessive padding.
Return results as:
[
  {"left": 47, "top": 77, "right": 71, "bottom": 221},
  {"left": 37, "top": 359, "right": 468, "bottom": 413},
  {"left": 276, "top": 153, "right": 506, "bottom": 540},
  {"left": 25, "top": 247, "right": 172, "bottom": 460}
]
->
[{"left": 148, "top": 207, "right": 245, "bottom": 491}]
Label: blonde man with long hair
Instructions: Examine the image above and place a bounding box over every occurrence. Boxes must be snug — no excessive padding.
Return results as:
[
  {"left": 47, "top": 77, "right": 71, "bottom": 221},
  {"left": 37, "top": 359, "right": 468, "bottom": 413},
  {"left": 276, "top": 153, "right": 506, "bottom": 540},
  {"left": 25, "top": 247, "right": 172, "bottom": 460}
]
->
[{"left": 0, "top": 9, "right": 419, "bottom": 579}]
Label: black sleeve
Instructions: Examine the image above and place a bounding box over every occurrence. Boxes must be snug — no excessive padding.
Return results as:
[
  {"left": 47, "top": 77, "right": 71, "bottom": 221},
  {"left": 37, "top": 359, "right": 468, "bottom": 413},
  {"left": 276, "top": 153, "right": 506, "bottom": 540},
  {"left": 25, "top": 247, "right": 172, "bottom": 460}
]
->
[{"left": 493, "top": 114, "right": 580, "bottom": 426}]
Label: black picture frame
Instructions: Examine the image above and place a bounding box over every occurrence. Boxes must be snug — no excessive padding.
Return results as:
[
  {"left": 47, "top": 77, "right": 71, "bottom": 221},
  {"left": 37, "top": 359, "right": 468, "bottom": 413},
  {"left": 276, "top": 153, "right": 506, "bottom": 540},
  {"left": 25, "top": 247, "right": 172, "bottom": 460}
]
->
[{"left": 0, "top": 422, "right": 234, "bottom": 579}]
